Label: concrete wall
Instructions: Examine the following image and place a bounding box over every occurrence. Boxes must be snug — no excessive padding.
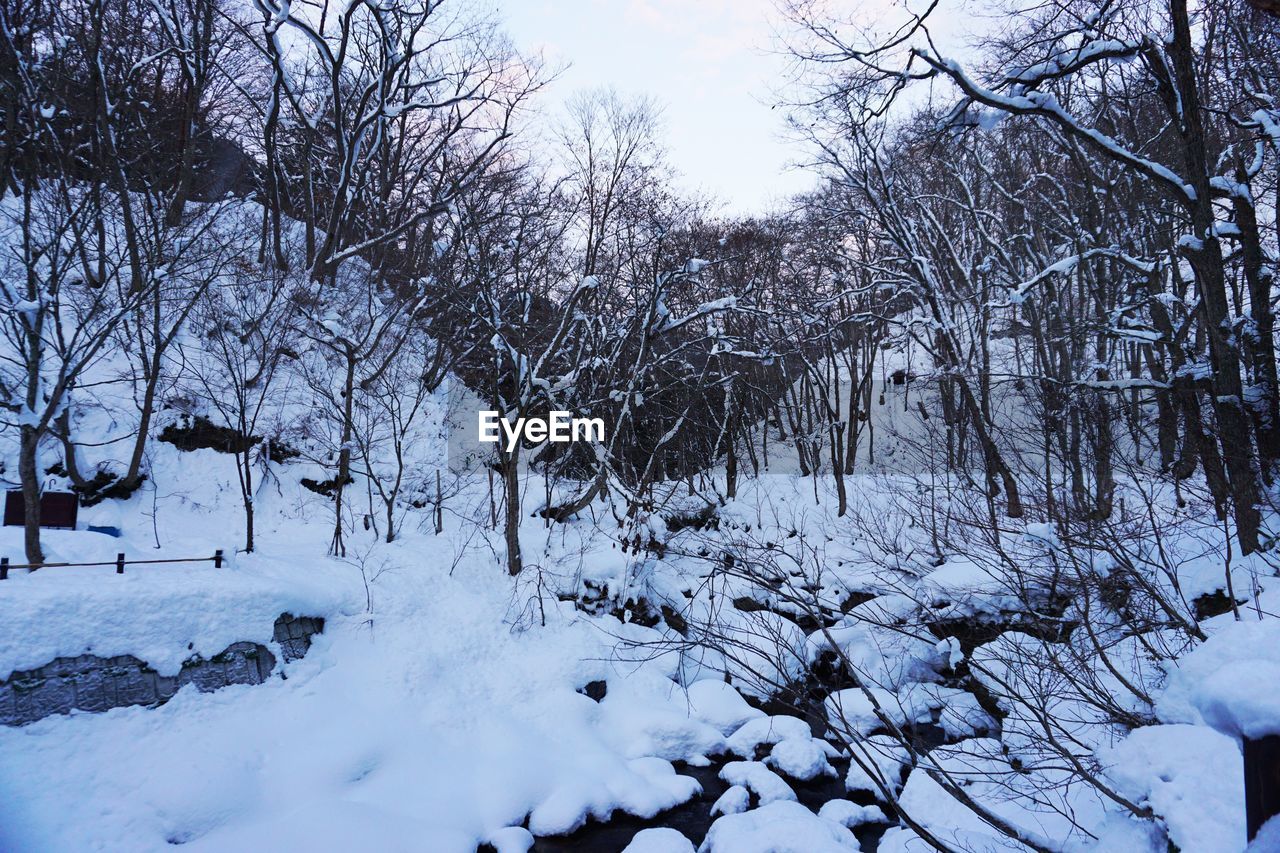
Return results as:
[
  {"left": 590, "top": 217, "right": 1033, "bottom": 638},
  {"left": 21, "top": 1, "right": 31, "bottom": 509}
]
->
[{"left": 0, "top": 613, "right": 324, "bottom": 726}]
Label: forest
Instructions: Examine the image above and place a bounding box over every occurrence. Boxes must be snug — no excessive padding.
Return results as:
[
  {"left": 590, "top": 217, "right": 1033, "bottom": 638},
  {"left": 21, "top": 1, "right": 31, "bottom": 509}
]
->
[{"left": 1, "top": 0, "right": 1279, "bottom": 851}]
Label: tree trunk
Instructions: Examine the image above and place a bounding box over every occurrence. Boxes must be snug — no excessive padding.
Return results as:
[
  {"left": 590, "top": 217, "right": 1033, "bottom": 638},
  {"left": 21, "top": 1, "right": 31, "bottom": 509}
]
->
[
  {"left": 55, "top": 410, "right": 89, "bottom": 488},
  {"left": 243, "top": 450, "right": 255, "bottom": 554},
  {"left": 330, "top": 351, "right": 357, "bottom": 557},
  {"left": 1170, "top": 0, "right": 1262, "bottom": 552},
  {"left": 19, "top": 425, "right": 44, "bottom": 565},
  {"left": 503, "top": 445, "right": 522, "bottom": 576},
  {"left": 122, "top": 351, "right": 162, "bottom": 489},
  {"left": 1231, "top": 173, "right": 1280, "bottom": 475},
  {"left": 831, "top": 421, "right": 848, "bottom": 517}
]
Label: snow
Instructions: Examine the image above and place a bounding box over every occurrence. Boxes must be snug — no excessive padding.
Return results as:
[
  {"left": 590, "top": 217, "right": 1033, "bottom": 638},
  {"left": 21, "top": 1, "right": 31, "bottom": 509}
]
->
[
  {"left": 875, "top": 827, "right": 932, "bottom": 853},
  {"left": 486, "top": 826, "right": 535, "bottom": 853},
  {"left": 766, "top": 735, "right": 837, "bottom": 781},
  {"left": 624, "top": 827, "right": 697, "bottom": 852},
  {"left": 0, "top": 302, "right": 1267, "bottom": 853},
  {"left": 0, "top": 442, "right": 1263, "bottom": 853},
  {"left": 0, "top": 542, "right": 360, "bottom": 679},
  {"left": 825, "top": 686, "right": 905, "bottom": 738},
  {"left": 1249, "top": 815, "right": 1280, "bottom": 852},
  {"left": 718, "top": 760, "right": 797, "bottom": 805},
  {"left": 709, "top": 785, "right": 751, "bottom": 817},
  {"left": 1159, "top": 619, "right": 1280, "bottom": 739},
  {"left": 844, "top": 734, "right": 908, "bottom": 797},
  {"left": 683, "top": 679, "right": 765, "bottom": 735},
  {"left": 897, "top": 737, "right": 1103, "bottom": 851},
  {"left": 915, "top": 557, "right": 1023, "bottom": 619},
  {"left": 817, "top": 799, "right": 887, "bottom": 828},
  {"left": 813, "top": 600, "right": 946, "bottom": 690},
  {"left": 599, "top": 685, "right": 728, "bottom": 763},
  {"left": 1103, "top": 724, "right": 1245, "bottom": 853},
  {"left": 530, "top": 756, "right": 702, "bottom": 835},
  {"left": 0, "top": 507, "right": 706, "bottom": 851},
  {"left": 699, "top": 800, "right": 860, "bottom": 853},
  {"left": 896, "top": 682, "right": 996, "bottom": 738},
  {"left": 724, "top": 714, "right": 814, "bottom": 756}
]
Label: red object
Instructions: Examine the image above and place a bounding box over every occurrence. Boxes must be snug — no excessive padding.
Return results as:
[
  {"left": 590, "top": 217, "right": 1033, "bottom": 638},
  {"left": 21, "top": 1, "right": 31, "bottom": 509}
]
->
[{"left": 3, "top": 490, "right": 79, "bottom": 530}]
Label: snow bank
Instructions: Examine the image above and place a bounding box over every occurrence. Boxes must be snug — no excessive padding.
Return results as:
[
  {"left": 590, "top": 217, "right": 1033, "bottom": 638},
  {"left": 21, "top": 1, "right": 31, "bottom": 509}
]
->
[
  {"left": 1103, "top": 724, "right": 1244, "bottom": 853},
  {"left": 0, "top": 544, "right": 361, "bottom": 679},
  {"left": 1159, "top": 619, "right": 1280, "bottom": 739}
]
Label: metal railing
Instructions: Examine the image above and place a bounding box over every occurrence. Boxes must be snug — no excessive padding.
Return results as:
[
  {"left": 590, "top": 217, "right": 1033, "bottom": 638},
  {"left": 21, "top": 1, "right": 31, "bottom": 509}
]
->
[{"left": 0, "top": 550, "right": 224, "bottom": 580}]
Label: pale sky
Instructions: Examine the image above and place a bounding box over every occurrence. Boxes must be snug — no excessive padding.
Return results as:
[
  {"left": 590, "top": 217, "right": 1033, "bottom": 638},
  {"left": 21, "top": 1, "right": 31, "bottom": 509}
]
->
[{"left": 492, "top": 0, "right": 817, "bottom": 216}]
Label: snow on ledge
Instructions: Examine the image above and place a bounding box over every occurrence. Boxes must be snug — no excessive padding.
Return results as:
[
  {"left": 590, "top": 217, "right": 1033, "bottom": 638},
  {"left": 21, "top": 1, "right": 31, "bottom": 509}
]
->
[
  {"left": 1159, "top": 619, "right": 1280, "bottom": 739},
  {"left": 0, "top": 550, "right": 363, "bottom": 679}
]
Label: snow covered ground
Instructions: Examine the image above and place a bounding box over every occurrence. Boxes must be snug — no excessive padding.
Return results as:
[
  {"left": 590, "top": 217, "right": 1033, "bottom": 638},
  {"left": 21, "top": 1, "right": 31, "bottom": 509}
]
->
[
  {"left": 1, "top": 390, "right": 1276, "bottom": 852},
  {"left": 0, "top": 494, "right": 700, "bottom": 850}
]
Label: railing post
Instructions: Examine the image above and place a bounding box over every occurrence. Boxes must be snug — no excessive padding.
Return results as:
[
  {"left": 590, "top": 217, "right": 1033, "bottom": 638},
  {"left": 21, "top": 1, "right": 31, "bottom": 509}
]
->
[
  {"left": 1245, "top": 734, "right": 1280, "bottom": 842},
  {"left": 116, "top": 552, "right": 125, "bottom": 574},
  {"left": 1, "top": 557, "right": 7, "bottom": 580},
  {"left": 214, "top": 549, "right": 223, "bottom": 569}
]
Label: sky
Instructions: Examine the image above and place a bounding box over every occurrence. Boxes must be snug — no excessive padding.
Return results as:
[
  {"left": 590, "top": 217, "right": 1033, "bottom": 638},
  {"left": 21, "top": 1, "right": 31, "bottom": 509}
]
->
[{"left": 491, "top": 0, "right": 818, "bottom": 216}]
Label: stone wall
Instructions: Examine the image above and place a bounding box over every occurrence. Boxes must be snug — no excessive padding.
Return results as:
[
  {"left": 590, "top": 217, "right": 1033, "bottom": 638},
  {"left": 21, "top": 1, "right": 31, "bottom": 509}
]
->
[{"left": 0, "top": 613, "right": 324, "bottom": 726}]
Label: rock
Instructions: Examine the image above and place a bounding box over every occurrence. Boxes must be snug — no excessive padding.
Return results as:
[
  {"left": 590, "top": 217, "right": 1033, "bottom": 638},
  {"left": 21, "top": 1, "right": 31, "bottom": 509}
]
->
[
  {"left": 699, "top": 800, "right": 859, "bottom": 852},
  {"left": 1, "top": 612, "right": 322, "bottom": 726},
  {"left": 580, "top": 679, "right": 608, "bottom": 702},
  {"left": 623, "top": 827, "right": 696, "bottom": 852}
]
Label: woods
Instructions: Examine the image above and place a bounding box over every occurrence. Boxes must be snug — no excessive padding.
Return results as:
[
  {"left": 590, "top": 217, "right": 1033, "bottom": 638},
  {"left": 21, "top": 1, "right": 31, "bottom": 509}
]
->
[{"left": 1, "top": 0, "right": 1279, "bottom": 849}]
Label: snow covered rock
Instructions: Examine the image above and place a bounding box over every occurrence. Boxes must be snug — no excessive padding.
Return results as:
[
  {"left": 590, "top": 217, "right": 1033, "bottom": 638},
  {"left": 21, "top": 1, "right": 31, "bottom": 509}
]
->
[
  {"left": 844, "top": 735, "right": 908, "bottom": 797},
  {"left": 825, "top": 687, "right": 905, "bottom": 739},
  {"left": 895, "top": 682, "right": 996, "bottom": 739},
  {"left": 914, "top": 556, "right": 1022, "bottom": 619},
  {"left": 1103, "top": 724, "right": 1244, "bottom": 853},
  {"left": 527, "top": 756, "right": 701, "bottom": 836},
  {"left": 623, "top": 827, "right": 696, "bottom": 852},
  {"left": 599, "top": 689, "right": 728, "bottom": 763},
  {"left": 718, "top": 760, "right": 797, "bottom": 804},
  {"left": 698, "top": 800, "right": 860, "bottom": 852},
  {"left": 486, "top": 826, "right": 535, "bottom": 853},
  {"left": 725, "top": 714, "right": 812, "bottom": 757},
  {"left": 810, "top": 600, "right": 946, "bottom": 691},
  {"left": 719, "top": 610, "right": 808, "bottom": 699},
  {"left": 1248, "top": 815, "right": 1280, "bottom": 852},
  {"left": 817, "top": 799, "right": 887, "bottom": 828},
  {"left": 684, "top": 680, "right": 764, "bottom": 735},
  {"left": 709, "top": 784, "right": 750, "bottom": 817},
  {"left": 765, "top": 736, "right": 837, "bottom": 781},
  {"left": 873, "top": 827, "right": 924, "bottom": 852},
  {"left": 1159, "top": 619, "right": 1280, "bottom": 739}
]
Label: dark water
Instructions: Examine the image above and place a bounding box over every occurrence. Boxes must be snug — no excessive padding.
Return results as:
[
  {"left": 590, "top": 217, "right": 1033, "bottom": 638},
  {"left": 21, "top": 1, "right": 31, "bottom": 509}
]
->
[
  {"left": 524, "top": 594, "right": 972, "bottom": 852},
  {"left": 530, "top": 756, "right": 891, "bottom": 852}
]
